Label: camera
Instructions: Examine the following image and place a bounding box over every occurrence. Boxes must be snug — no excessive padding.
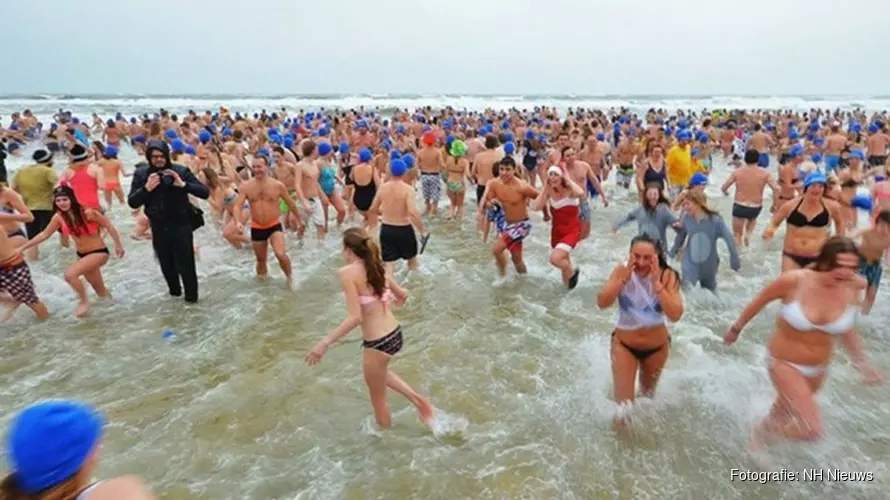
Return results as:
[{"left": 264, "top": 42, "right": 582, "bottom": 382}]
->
[{"left": 162, "top": 171, "right": 174, "bottom": 186}]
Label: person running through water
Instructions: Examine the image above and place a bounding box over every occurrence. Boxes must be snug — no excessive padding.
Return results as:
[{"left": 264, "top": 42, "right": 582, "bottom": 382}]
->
[
  {"left": 0, "top": 225, "right": 49, "bottom": 322},
  {"left": 596, "top": 234, "right": 684, "bottom": 430},
  {"left": 612, "top": 182, "right": 678, "bottom": 251},
  {"left": 18, "top": 185, "right": 125, "bottom": 317},
  {"left": 306, "top": 227, "right": 434, "bottom": 430},
  {"left": 533, "top": 165, "right": 584, "bottom": 289},
  {"left": 478, "top": 156, "right": 539, "bottom": 280},
  {"left": 850, "top": 210, "right": 890, "bottom": 314},
  {"left": 233, "top": 155, "right": 300, "bottom": 289},
  {"left": 371, "top": 158, "right": 429, "bottom": 276},
  {"left": 670, "top": 190, "right": 740, "bottom": 292},
  {"left": 724, "top": 237, "right": 881, "bottom": 464},
  {"left": 720, "top": 149, "right": 779, "bottom": 247}
]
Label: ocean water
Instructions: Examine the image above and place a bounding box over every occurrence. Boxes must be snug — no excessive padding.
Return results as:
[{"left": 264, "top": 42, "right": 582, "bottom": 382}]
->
[
  {"left": 3, "top": 93, "right": 890, "bottom": 123},
  {"left": 1, "top": 96, "right": 889, "bottom": 499}
]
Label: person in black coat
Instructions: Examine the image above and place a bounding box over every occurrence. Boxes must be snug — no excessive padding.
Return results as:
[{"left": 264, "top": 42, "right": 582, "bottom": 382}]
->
[{"left": 128, "top": 140, "right": 209, "bottom": 302}]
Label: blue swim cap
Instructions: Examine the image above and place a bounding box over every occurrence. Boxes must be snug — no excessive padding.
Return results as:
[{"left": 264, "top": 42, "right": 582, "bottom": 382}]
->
[
  {"left": 677, "top": 130, "right": 692, "bottom": 141},
  {"left": 103, "top": 145, "right": 118, "bottom": 158},
  {"left": 803, "top": 172, "right": 827, "bottom": 189},
  {"left": 171, "top": 139, "right": 186, "bottom": 152},
  {"left": 403, "top": 154, "right": 415, "bottom": 168},
  {"left": 185, "top": 145, "right": 196, "bottom": 156},
  {"left": 318, "top": 142, "right": 333, "bottom": 156},
  {"left": 198, "top": 130, "right": 212, "bottom": 144},
  {"left": 339, "top": 141, "right": 350, "bottom": 155},
  {"left": 505, "top": 132, "right": 514, "bottom": 143},
  {"left": 504, "top": 142, "right": 516, "bottom": 155},
  {"left": 396, "top": 125, "right": 407, "bottom": 134},
  {"left": 811, "top": 153, "right": 823, "bottom": 163},
  {"left": 356, "top": 120, "right": 369, "bottom": 129},
  {"left": 165, "top": 129, "right": 178, "bottom": 140},
  {"left": 525, "top": 130, "right": 535, "bottom": 139},
  {"left": 132, "top": 134, "right": 146, "bottom": 144},
  {"left": 222, "top": 128, "right": 232, "bottom": 137},
  {"left": 8, "top": 400, "right": 104, "bottom": 494},
  {"left": 257, "top": 147, "right": 271, "bottom": 159},
  {"left": 283, "top": 136, "right": 294, "bottom": 148},
  {"left": 318, "top": 127, "right": 329, "bottom": 137},
  {"left": 688, "top": 172, "right": 709, "bottom": 187},
  {"left": 789, "top": 144, "right": 805, "bottom": 158},
  {"left": 869, "top": 124, "right": 880, "bottom": 134},
  {"left": 851, "top": 194, "right": 873, "bottom": 212},
  {"left": 389, "top": 150, "right": 401, "bottom": 161},
  {"left": 596, "top": 133, "right": 605, "bottom": 141},
  {"left": 814, "top": 137, "right": 825, "bottom": 146},
  {"left": 359, "top": 148, "right": 373, "bottom": 163},
  {"left": 698, "top": 134, "right": 709, "bottom": 144},
  {"left": 446, "top": 135, "right": 455, "bottom": 147},
  {"left": 852, "top": 123, "right": 862, "bottom": 132},
  {"left": 381, "top": 140, "right": 392, "bottom": 151},
  {"left": 390, "top": 159, "right": 407, "bottom": 177},
  {"left": 788, "top": 129, "right": 800, "bottom": 140}
]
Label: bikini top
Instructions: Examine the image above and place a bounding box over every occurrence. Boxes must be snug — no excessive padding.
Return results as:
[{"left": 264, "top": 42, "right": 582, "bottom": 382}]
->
[
  {"left": 780, "top": 300, "right": 856, "bottom": 336},
  {"left": 615, "top": 272, "right": 664, "bottom": 331},
  {"left": 359, "top": 289, "right": 393, "bottom": 307},
  {"left": 786, "top": 198, "right": 830, "bottom": 228}
]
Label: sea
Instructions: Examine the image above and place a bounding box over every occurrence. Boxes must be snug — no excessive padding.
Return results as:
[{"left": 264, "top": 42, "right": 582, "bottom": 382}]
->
[{"left": 1, "top": 94, "right": 888, "bottom": 500}]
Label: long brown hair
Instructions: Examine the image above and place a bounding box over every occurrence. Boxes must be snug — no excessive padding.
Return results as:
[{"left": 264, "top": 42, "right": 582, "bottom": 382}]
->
[
  {"left": 0, "top": 474, "right": 82, "bottom": 500},
  {"left": 342, "top": 227, "right": 387, "bottom": 298},
  {"left": 813, "top": 236, "right": 863, "bottom": 272}
]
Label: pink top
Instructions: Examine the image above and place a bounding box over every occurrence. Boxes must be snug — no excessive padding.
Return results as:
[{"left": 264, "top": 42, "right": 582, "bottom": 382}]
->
[
  {"left": 68, "top": 166, "right": 100, "bottom": 210},
  {"left": 359, "top": 289, "right": 393, "bottom": 308}
]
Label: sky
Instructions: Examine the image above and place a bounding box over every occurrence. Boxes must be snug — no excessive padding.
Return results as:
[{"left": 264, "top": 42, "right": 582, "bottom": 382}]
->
[{"left": 0, "top": 0, "right": 885, "bottom": 96}]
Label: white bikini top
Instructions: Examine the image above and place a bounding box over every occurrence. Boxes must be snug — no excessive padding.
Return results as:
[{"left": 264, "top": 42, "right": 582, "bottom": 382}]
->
[{"left": 779, "top": 300, "right": 857, "bottom": 336}]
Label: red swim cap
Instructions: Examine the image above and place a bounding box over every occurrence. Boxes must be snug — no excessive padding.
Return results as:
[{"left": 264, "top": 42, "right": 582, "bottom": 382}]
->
[{"left": 422, "top": 133, "right": 436, "bottom": 146}]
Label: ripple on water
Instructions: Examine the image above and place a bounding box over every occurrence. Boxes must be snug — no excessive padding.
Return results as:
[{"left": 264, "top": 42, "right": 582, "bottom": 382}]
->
[{"left": 1, "top": 149, "right": 889, "bottom": 499}]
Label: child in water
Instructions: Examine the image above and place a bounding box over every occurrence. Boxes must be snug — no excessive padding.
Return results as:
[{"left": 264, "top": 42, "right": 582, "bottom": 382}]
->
[{"left": 850, "top": 210, "right": 890, "bottom": 314}]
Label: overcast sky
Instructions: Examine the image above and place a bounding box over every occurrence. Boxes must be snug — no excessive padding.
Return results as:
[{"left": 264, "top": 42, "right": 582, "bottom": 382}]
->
[{"left": 0, "top": 0, "right": 884, "bottom": 95}]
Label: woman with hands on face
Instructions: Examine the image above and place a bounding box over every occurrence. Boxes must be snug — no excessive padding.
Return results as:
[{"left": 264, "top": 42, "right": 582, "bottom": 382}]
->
[
  {"left": 596, "top": 234, "right": 684, "bottom": 430},
  {"left": 305, "top": 227, "right": 434, "bottom": 431},
  {"left": 723, "top": 236, "right": 881, "bottom": 461}
]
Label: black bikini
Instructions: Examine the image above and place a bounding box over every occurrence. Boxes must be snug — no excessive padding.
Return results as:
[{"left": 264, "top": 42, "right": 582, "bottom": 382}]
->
[{"left": 783, "top": 199, "right": 830, "bottom": 267}]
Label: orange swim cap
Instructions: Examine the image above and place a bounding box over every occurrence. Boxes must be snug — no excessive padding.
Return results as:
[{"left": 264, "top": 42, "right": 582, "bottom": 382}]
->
[{"left": 422, "top": 132, "right": 436, "bottom": 146}]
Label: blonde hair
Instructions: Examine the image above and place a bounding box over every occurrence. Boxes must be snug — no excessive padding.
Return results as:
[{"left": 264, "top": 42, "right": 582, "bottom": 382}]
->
[{"left": 686, "top": 189, "right": 719, "bottom": 217}]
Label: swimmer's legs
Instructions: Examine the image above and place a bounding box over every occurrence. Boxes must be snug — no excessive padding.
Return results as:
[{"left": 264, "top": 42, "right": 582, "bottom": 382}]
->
[
  {"left": 64, "top": 252, "right": 109, "bottom": 317},
  {"left": 638, "top": 341, "right": 669, "bottom": 397},
  {"left": 752, "top": 360, "right": 826, "bottom": 453},
  {"left": 82, "top": 266, "right": 111, "bottom": 299},
  {"left": 362, "top": 348, "right": 393, "bottom": 429},
  {"left": 269, "top": 231, "right": 294, "bottom": 287},
  {"left": 548, "top": 248, "right": 574, "bottom": 286},
  {"left": 509, "top": 246, "right": 527, "bottom": 274},
  {"left": 731, "top": 216, "right": 745, "bottom": 247},
  {"left": 743, "top": 217, "right": 758, "bottom": 247},
  {"left": 492, "top": 239, "right": 509, "bottom": 277},
  {"left": 610, "top": 334, "right": 640, "bottom": 431},
  {"left": 251, "top": 240, "right": 270, "bottom": 280}
]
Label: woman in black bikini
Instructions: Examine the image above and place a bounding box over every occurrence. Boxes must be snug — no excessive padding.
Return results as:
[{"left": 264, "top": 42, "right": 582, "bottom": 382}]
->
[
  {"left": 764, "top": 172, "right": 845, "bottom": 272},
  {"left": 596, "top": 234, "right": 684, "bottom": 430},
  {"left": 351, "top": 148, "right": 379, "bottom": 230},
  {"left": 306, "top": 228, "right": 434, "bottom": 430},
  {"left": 18, "top": 186, "right": 125, "bottom": 318},
  {"left": 634, "top": 142, "right": 667, "bottom": 196}
]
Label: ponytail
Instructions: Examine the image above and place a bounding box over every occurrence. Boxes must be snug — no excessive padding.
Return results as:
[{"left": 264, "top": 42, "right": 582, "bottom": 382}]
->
[
  {"left": 342, "top": 227, "right": 387, "bottom": 298},
  {"left": 361, "top": 238, "right": 387, "bottom": 298},
  {"left": 0, "top": 472, "right": 83, "bottom": 500}
]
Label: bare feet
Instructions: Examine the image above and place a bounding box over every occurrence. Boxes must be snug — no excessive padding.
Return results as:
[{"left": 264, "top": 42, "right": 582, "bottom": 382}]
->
[
  {"left": 1, "top": 296, "right": 19, "bottom": 322},
  {"left": 287, "top": 277, "right": 299, "bottom": 292},
  {"left": 257, "top": 274, "right": 269, "bottom": 281},
  {"left": 416, "top": 396, "right": 434, "bottom": 427},
  {"left": 74, "top": 301, "right": 90, "bottom": 318}
]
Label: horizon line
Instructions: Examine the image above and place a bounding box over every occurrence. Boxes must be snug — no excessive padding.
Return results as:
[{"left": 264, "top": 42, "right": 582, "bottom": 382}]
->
[{"left": 0, "top": 92, "right": 883, "bottom": 99}]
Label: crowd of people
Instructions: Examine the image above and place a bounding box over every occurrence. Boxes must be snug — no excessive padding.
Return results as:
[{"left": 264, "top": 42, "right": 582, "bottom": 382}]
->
[{"left": 1, "top": 104, "right": 888, "bottom": 497}]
